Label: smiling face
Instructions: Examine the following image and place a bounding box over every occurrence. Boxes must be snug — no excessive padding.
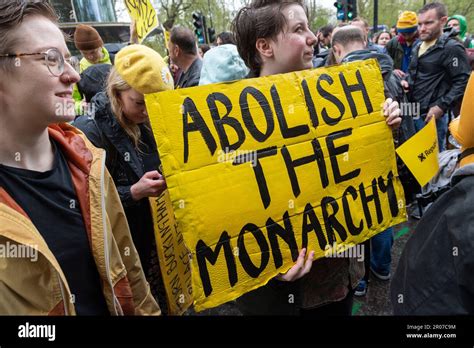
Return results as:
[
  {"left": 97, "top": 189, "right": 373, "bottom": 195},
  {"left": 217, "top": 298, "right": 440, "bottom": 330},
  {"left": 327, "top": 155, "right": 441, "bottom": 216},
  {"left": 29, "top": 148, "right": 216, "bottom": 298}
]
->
[
  {"left": 261, "top": 4, "right": 317, "bottom": 76},
  {"left": 0, "top": 16, "right": 80, "bottom": 128}
]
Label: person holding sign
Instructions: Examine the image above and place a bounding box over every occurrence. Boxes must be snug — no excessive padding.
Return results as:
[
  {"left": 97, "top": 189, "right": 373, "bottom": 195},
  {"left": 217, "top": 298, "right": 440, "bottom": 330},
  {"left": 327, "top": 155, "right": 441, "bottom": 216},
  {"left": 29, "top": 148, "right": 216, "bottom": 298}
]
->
[
  {"left": 74, "top": 45, "right": 174, "bottom": 313},
  {"left": 232, "top": 0, "right": 402, "bottom": 315}
]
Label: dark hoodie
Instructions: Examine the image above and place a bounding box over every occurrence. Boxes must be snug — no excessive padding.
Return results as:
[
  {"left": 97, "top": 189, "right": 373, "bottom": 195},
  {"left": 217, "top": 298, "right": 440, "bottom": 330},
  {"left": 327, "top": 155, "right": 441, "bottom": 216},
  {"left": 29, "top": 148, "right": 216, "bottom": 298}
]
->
[{"left": 406, "top": 27, "right": 471, "bottom": 117}]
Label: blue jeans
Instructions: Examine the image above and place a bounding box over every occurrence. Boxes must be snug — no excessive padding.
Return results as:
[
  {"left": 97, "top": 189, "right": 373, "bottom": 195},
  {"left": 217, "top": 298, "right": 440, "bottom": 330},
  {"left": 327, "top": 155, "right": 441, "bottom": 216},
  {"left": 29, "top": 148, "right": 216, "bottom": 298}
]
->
[
  {"left": 370, "top": 227, "right": 393, "bottom": 274},
  {"left": 413, "top": 114, "right": 448, "bottom": 151}
]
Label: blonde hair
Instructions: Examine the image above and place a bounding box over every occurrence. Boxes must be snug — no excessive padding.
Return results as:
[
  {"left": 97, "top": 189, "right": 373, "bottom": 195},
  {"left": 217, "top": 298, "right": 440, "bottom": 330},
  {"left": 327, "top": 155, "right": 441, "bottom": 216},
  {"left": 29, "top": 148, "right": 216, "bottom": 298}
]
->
[{"left": 107, "top": 67, "right": 141, "bottom": 148}]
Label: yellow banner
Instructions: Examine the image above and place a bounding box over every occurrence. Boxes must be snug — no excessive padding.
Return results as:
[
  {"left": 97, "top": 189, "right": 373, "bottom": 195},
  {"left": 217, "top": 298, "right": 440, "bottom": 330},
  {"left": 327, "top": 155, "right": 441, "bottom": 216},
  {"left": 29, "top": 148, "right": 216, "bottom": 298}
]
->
[
  {"left": 149, "top": 191, "right": 193, "bottom": 315},
  {"left": 396, "top": 118, "right": 440, "bottom": 187},
  {"left": 125, "top": 0, "right": 159, "bottom": 43},
  {"left": 146, "top": 59, "right": 406, "bottom": 311}
]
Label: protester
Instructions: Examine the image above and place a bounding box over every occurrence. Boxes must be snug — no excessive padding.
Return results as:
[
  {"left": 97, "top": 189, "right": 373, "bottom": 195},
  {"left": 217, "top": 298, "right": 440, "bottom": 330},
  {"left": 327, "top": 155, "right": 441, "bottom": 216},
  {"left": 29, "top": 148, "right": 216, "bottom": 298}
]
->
[
  {"left": 199, "top": 44, "right": 249, "bottom": 85},
  {"left": 374, "top": 31, "right": 392, "bottom": 47},
  {"left": 198, "top": 43, "right": 211, "bottom": 57},
  {"left": 232, "top": 0, "right": 402, "bottom": 315},
  {"left": 391, "top": 74, "right": 474, "bottom": 315},
  {"left": 72, "top": 24, "right": 113, "bottom": 112},
  {"left": 386, "top": 11, "right": 419, "bottom": 78},
  {"left": 447, "top": 14, "right": 474, "bottom": 48},
  {"left": 216, "top": 31, "right": 236, "bottom": 45},
  {"left": 351, "top": 17, "right": 384, "bottom": 52},
  {"left": 73, "top": 45, "right": 174, "bottom": 313},
  {"left": 0, "top": 0, "right": 160, "bottom": 315},
  {"left": 317, "top": 24, "right": 334, "bottom": 51},
  {"left": 401, "top": 2, "right": 470, "bottom": 151},
  {"left": 332, "top": 25, "right": 409, "bottom": 296},
  {"left": 168, "top": 26, "right": 202, "bottom": 88}
]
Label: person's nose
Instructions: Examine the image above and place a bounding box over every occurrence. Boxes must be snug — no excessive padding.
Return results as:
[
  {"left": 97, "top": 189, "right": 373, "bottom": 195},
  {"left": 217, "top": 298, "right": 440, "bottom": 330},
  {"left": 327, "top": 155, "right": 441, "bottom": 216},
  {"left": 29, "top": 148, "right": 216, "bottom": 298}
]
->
[
  {"left": 61, "top": 62, "right": 80, "bottom": 84},
  {"left": 307, "top": 29, "right": 317, "bottom": 46}
]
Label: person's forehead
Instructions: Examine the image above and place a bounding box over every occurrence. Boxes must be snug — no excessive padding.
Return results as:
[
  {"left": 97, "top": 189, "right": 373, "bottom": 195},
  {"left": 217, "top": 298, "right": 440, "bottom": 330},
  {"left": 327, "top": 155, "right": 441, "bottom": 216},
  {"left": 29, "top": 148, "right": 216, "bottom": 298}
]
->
[
  {"left": 419, "top": 9, "right": 438, "bottom": 21},
  {"left": 283, "top": 4, "right": 306, "bottom": 20},
  {"left": 14, "top": 16, "right": 66, "bottom": 52}
]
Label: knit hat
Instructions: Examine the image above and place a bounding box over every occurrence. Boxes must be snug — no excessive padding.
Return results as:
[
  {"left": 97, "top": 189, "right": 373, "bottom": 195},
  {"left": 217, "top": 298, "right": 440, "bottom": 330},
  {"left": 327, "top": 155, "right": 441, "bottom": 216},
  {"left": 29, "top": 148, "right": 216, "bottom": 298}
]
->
[
  {"left": 115, "top": 44, "right": 174, "bottom": 94},
  {"left": 397, "top": 11, "right": 418, "bottom": 33},
  {"left": 199, "top": 44, "right": 249, "bottom": 85},
  {"left": 74, "top": 24, "right": 104, "bottom": 51},
  {"left": 449, "top": 74, "right": 474, "bottom": 167}
]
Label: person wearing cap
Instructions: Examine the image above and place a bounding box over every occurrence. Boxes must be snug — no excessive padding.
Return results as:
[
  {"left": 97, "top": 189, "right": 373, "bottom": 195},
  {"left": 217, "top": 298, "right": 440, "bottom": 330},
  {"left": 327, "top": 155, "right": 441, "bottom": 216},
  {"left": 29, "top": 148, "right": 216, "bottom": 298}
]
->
[
  {"left": 74, "top": 24, "right": 112, "bottom": 73},
  {"left": 0, "top": 0, "right": 160, "bottom": 315},
  {"left": 199, "top": 44, "right": 249, "bottom": 85},
  {"left": 73, "top": 45, "right": 174, "bottom": 313},
  {"left": 386, "top": 11, "right": 419, "bottom": 78},
  {"left": 72, "top": 24, "right": 113, "bottom": 114},
  {"left": 391, "top": 74, "right": 474, "bottom": 315}
]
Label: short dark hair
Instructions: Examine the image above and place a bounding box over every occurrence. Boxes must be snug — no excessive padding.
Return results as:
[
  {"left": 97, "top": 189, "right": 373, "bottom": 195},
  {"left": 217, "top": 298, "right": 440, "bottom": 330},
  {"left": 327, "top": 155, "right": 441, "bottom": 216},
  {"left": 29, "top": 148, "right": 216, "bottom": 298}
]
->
[
  {"left": 199, "top": 44, "right": 210, "bottom": 55},
  {"left": 319, "top": 24, "right": 334, "bottom": 38},
  {"left": 418, "top": 2, "right": 447, "bottom": 19},
  {"left": 0, "top": 0, "right": 57, "bottom": 72},
  {"left": 332, "top": 26, "right": 366, "bottom": 48},
  {"left": 216, "top": 31, "right": 236, "bottom": 45},
  {"left": 232, "top": 0, "right": 305, "bottom": 75},
  {"left": 170, "top": 26, "right": 197, "bottom": 55}
]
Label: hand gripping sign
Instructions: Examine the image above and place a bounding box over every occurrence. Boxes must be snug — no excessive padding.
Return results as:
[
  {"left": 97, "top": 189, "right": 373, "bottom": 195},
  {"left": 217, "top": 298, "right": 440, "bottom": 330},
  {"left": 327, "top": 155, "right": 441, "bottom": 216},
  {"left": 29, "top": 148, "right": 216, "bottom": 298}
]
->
[{"left": 146, "top": 59, "right": 407, "bottom": 311}]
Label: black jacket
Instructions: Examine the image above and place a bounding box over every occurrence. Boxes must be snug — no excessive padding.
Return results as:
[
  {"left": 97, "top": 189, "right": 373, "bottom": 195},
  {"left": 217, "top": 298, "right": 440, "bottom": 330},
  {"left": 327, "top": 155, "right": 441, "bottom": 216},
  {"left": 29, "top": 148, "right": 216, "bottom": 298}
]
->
[
  {"left": 177, "top": 58, "right": 203, "bottom": 88},
  {"left": 391, "top": 164, "right": 474, "bottom": 315},
  {"left": 77, "top": 64, "right": 112, "bottom": 102},
  {"left": 406, "top": 27, "right": 471, "bottom": 117},
  {"left": 73, "top": 92, "right": 160, "bottom": 273}
]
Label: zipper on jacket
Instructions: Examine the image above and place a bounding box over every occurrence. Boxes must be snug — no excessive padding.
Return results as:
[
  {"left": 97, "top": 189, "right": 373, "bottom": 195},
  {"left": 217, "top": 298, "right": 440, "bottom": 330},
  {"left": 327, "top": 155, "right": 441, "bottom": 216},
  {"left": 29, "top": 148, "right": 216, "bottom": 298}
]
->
[{"left": 99, "top": 150, "right": 123, "bottom": 316}]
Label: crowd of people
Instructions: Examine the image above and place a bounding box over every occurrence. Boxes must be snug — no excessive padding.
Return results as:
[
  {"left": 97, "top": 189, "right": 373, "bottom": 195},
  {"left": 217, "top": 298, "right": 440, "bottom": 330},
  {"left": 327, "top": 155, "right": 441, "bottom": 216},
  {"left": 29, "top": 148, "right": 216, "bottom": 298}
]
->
[{"left": 0, "top": 0, "right": 473, "bottom": 316}]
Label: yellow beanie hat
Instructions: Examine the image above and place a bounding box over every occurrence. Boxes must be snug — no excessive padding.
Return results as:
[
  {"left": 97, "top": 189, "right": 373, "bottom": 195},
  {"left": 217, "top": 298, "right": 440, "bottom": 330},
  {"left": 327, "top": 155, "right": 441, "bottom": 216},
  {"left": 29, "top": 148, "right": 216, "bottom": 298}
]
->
[
  {"left": 449, "top": 74, "right": 474, "bottom": 167},
  {"left": 115, "top": 44, "right": 174, "bottom": 94},
  {"left": 397, "top": 11, "right": 418, "bottom": 33}
]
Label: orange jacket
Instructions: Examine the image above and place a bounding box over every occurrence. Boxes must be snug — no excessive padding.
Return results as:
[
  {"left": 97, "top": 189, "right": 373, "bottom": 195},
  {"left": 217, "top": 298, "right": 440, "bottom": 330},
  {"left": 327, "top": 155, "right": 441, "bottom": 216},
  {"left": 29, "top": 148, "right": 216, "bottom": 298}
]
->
[{"left": 0, "top": 123, "right": 160, "bottom": 315}]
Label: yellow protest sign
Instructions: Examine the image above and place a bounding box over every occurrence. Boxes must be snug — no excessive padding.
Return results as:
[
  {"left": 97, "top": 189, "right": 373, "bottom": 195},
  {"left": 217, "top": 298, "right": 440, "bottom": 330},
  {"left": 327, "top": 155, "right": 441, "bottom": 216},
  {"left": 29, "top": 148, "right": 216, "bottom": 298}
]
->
[
  {"left": 149, "top": 191, "right": 193, "bottom": 315},
  {"left": 146, "top": 59, "right": 406, "bottom": 311},
  {"left": 125, "top": 0, "right": 159, "bottom": 43},
  {"left": 396, "top": 118, "right": 439, "bottom": 187}
]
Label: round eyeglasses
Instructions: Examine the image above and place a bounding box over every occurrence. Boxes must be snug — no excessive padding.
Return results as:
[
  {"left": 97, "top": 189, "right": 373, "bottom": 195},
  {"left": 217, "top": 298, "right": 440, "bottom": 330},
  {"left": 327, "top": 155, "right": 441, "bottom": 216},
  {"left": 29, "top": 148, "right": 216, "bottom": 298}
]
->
[{"left": 0, "top": 48, "right": 71, "bottom": 77}]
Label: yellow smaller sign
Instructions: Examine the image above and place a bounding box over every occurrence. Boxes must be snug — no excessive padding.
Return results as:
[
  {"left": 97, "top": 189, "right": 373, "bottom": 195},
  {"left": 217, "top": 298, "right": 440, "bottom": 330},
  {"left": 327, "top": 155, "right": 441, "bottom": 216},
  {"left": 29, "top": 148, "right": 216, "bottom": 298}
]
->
[
  {"left": 149, "top": 190, "right": 193, "bottom": 315},
  {"left": 396, "top": 118, "right": 440, "bottom": 186},
  {"left": 125, "top": 0, "right": 159, "bottom": 43}
]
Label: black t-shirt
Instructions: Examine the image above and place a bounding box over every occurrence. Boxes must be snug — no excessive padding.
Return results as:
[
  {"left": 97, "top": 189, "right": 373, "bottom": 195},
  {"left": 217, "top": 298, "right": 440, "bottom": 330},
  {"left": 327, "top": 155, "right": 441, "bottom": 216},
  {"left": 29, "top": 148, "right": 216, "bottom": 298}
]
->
[{"left": 0, "top": 140, "right": 109, "bottom": 315}]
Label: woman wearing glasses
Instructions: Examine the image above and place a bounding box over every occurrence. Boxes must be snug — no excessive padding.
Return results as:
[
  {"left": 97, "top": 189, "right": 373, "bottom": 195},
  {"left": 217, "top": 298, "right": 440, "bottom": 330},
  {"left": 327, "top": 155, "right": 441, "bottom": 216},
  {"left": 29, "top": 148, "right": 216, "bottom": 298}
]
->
[{"left": 0, "top": 0, "right": 160, "bottom": 315}]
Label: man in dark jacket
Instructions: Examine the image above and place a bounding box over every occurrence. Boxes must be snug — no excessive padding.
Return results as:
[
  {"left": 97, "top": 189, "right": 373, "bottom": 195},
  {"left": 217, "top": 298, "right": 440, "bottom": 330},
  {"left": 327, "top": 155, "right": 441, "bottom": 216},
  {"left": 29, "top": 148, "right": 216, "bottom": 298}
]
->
[
  {"left": 391, "top": 75, "right": 474, "bottom": 315},
  {"left": 386, "top": 11, "right": 419, "bottom": 78},
  {"left": 402, "top": 2, "right": 470, "bottom": 151},
  {"left": 168, "top": 26, "right": 202, "bottom": 88}
]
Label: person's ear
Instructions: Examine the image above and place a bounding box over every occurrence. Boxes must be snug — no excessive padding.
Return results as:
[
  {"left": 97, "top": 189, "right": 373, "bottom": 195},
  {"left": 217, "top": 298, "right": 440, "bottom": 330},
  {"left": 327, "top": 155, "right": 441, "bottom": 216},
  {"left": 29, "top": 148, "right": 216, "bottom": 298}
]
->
[
  {"left": 440, "top": 16, "right": 448, "bottom": 27},
  {"left": 256, "top": 38, "right": 274, "bottom": 58}
]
